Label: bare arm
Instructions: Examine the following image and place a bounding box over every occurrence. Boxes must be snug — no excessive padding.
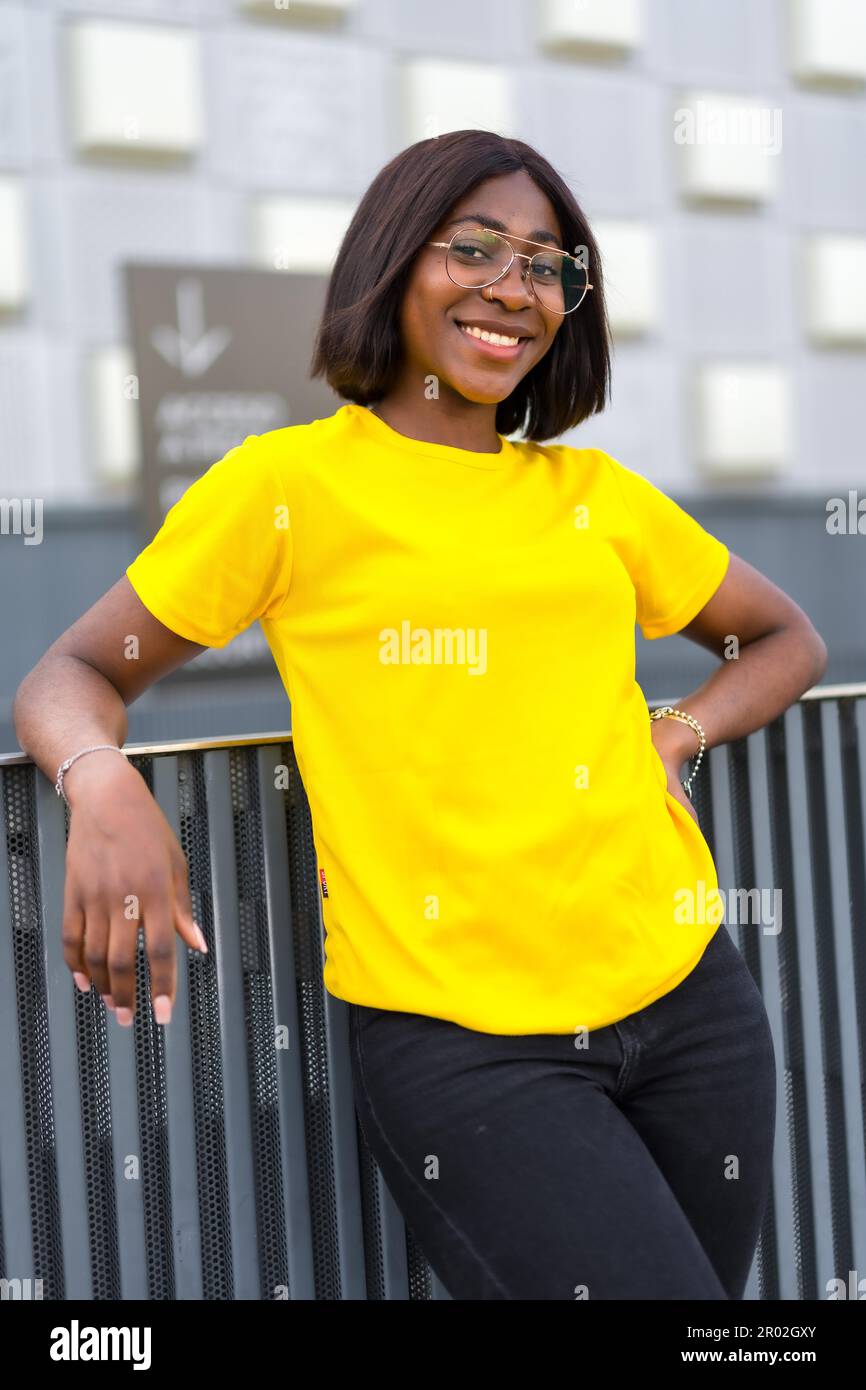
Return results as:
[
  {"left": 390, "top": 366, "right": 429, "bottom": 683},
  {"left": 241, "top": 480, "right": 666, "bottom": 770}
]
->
[
  {"left": 650, "top": 552, "right": 828, "bottom": 819},
  {"left": 13, "top": 574, "right": 206, "bottom": 792},
  {"left": 13, "top": 576, "right": 211, "bottom": 1025}
]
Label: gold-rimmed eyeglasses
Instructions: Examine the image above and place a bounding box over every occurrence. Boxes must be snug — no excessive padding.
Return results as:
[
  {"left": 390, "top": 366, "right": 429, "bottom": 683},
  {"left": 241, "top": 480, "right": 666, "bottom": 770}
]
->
[{"left": 426, "top": 225, "right": 594, "bottom": 315}]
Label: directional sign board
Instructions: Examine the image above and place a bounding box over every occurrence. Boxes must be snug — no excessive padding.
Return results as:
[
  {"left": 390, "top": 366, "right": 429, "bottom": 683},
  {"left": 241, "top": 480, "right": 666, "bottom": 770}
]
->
[{"left": 125, "top": 263, "right": 341, "bottom": 544}]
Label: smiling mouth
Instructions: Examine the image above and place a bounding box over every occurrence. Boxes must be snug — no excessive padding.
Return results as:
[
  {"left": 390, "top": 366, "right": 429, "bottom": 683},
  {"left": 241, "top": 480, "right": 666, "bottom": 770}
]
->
[{"left": 454, "top": 321, "right": 531, "bottom": 357}]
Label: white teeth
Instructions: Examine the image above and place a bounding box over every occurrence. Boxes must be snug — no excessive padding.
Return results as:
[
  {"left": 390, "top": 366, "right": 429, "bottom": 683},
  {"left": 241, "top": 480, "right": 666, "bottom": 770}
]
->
[{"left": 458, "top": 322, "right": 521, "bottom": 347}]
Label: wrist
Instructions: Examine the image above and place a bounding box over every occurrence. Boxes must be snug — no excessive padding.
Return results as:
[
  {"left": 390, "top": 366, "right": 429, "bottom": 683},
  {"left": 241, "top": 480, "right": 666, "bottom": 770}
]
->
[
  {"left": 62, "top": 748, "right": 138, "bottom": 808},
  {"left": 650, "top": 715, "right": 701, "bottom": 769}
]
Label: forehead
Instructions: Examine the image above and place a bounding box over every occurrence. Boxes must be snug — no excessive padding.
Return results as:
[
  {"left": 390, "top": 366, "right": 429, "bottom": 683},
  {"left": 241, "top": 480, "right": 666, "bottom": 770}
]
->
[{"left": 438, "top": 173, "right": 562, "bottom": 245}]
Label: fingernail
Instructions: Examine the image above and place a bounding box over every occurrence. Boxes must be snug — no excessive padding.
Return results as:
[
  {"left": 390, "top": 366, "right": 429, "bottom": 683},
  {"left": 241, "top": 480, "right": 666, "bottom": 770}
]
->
[
  {"left": 153, "top": 995, "right": 172, "bottom": 1025},
  {"left": 116, "top": 1007, "right": 133, "bottom": 1027},
  {"left": 73, "top": 972, "right": 90, "bottom": 993},
  {"left": 102, "top": 994, "right": 116, "bottom": 1012},
  {"left": 195, "top": 925, "right": 208, "bottom": 954}
]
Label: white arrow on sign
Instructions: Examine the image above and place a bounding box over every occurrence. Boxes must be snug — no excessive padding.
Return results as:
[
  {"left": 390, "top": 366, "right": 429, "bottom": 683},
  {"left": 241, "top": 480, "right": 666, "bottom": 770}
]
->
[{"left": 151, "top": 277, "right": 232, "bottom": 377}]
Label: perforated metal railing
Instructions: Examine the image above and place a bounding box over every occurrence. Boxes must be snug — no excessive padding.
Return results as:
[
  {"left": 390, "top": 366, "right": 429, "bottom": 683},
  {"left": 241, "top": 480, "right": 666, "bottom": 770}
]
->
[{"left": 0, "top": 685, "right": 864, "bottom": 1301}]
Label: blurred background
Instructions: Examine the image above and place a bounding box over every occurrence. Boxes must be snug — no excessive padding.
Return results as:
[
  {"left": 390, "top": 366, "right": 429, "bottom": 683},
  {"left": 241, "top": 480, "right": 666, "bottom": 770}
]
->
[{"left": 1, "top": 0, "right": 864, "bottom": 753}]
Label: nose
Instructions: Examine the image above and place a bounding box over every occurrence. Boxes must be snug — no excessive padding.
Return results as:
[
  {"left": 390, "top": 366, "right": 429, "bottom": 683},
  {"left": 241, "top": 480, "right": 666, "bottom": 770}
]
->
[{"left": 484, "top": 257, "right": 536, "bottom": 310}]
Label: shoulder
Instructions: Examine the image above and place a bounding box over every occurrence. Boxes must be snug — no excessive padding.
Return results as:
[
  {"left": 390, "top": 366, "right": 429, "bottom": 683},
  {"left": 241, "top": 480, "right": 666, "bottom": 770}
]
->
[
  {"left": 509, "top": 438, "right": 628, "bottom": 491},
  {"left": 533, "top": 444, "right": 676, "bottom": 512},
  {"left": 241, "top": 412, "right": 327, "bottom": 461},
  {"left": 213, "top": 412, "right": 336, "bottom": 500},
  {"left": 246, "top": 405, "right": 352, "bottom": 482},
  {"left": 509, "top": 437, "right": 606, "bottom": 468}
]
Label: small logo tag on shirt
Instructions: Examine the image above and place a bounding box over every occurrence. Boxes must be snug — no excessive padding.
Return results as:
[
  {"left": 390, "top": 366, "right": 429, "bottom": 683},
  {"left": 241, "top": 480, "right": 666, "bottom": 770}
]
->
[{"left": 319, "top": 867, "right": 329, "bottom": 899}]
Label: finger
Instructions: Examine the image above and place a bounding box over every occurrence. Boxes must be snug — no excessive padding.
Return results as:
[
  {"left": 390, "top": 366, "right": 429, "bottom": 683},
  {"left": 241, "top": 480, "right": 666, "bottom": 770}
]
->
[
  {"left": 61, "top": 882, "right": 89, "bottom": 991},
  {"left": 172, "top": 856, "right": 207, "bottom": 955},
  {"left": 107, "top": 907, "right": 140, "bottom": 1022},
  {"left": 82, "top": 906, "right": 111, "bottom": 999},
  {"left": 143, "top": 897, "right": 177, "bottom": 1026}
]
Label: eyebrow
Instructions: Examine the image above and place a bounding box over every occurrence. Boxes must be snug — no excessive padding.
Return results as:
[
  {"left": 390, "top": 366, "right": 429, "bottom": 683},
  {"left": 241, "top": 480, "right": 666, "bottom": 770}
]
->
[{"left": 441, "top": 213, "right": 562, "bottom": 248}]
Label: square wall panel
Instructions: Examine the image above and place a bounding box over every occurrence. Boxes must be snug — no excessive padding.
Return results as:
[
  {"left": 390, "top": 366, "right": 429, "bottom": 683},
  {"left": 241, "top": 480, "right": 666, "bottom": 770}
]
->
[
  {"left": 694, "top": 362, "right": 791, "bottom": 475},
  {"left": 788, "top": 0, "right": 866, "bottom": 87},
  {"left": 675, "top": 90, "right": 780, "bottom": 204},
  {"left": 0, "top": 177, "right": 29, "bottom": 309},
  {"left": 250, "top": 195, "right": 356, "bottom": 271},
  {"left": 88, "top": 345, "right": 140, "bottom": 482},
  {"left": 66, "top": 20, "right": 204, "bottom": 157},
  {"left": 591, "top": 219, "right": 658, "bottom": 336},
  {"left": 804, "top": 234, "right": 866, "bottom": 345},
  {"left": 538, "top": 0, "right": 643, "bottom": 57},
  {"left": 402, "top": 59, "right": 513, "bottom": 144},
  {"left": 239, "top": 0, "right": 355, "bottom": 18}
]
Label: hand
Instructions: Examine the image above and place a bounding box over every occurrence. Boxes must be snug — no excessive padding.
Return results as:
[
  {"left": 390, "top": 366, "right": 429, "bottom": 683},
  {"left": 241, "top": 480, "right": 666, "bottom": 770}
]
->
[
  {"left": 662, "top": 762, "right": 700, "bottom": 825},
  {"left": 61, "top": 752, "right": 206, "bottom": 1026},
  {"left": 650, "top": 716, "right": 701, "bottom": 826}
]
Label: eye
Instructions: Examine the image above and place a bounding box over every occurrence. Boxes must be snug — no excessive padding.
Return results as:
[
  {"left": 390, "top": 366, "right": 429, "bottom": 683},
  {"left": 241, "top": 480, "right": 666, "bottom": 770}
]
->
[
  {"left": 531, "top": 256, "right": 562, "bottom": 280},
  {"left": 451, "top": 237, "right": 494, "bottom": 262}
]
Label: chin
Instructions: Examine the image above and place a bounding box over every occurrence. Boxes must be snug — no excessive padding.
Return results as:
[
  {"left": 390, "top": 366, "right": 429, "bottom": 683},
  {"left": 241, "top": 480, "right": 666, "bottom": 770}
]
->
[{"left": 448, "top": 375, "right": 518, "bottom": 405}]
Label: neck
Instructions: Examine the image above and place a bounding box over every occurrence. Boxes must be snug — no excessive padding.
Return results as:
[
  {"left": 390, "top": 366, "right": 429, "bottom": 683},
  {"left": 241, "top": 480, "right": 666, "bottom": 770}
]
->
[{"left": 370, "top": 392, "right": 501, "bottom": 454}]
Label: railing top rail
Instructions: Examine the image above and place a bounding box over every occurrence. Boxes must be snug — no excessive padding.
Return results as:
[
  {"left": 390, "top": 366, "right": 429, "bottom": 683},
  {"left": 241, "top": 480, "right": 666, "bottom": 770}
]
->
[
  {"left": 0, "top": 730, "right": 294, "bottom": 767},
  {"left": 0, "top": 681, "right": 862, "bottom": 767}
]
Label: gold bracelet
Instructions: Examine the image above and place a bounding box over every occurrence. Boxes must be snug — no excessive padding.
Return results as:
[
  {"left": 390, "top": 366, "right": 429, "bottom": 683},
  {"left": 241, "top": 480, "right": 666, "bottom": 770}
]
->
[{"left": 649, "top": 706, "right": 706, "bottom": 799}]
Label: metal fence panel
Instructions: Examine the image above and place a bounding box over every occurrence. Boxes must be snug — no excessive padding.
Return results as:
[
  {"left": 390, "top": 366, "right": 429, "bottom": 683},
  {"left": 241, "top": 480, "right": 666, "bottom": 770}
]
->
[{"left": 0, "top": 696, "right": 864, "bottom": 1301}]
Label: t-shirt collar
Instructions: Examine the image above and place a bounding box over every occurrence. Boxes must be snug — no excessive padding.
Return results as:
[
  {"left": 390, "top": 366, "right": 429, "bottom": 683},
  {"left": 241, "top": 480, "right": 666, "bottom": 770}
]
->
[{"left": 343, "top": 402, "right": 514, "bottom": 470}]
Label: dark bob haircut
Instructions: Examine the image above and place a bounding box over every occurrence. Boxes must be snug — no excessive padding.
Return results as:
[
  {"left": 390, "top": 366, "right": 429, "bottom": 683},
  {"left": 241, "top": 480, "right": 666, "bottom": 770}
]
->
[{"left": 309, "top": 129, "right": 611, "bottom": 443}]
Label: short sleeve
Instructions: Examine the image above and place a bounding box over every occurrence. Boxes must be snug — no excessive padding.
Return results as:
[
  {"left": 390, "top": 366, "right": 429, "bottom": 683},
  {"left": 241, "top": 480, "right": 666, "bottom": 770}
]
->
[
  {"left": 125, "top": 434, "right": 293, "bottom": 648},
  {"left": 602, "top": 452, "right": 730, "bottom": 640}
]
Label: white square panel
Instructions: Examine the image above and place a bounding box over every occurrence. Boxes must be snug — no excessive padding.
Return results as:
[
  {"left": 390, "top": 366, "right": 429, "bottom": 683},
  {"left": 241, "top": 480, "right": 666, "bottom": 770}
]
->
[
  {"left": 804, "top": 234, "right": 866, "bottom": 345},
  {"left": 694, "top": 362, "right": 791, "bottom": 475},
  {"left": 239, "top": 0, "right": 355, "bottom": 17},
  {"left": 591, "top": 219, "right": 658, "bottom": 336},
  {"left": 66, "top": 19, "right": 204, "bottom": 157},
  {"left": 402, "top": 58, "right": 513, "bottom": 144},
  {"left": 788, "top": 0, "right": 866, "bottom": 87},
  {"left": 675, "top": 90, "right": 781, "bottom": 204},
  {"left": 88, "top": 345, "right": 141, "bottom": 482},
  {"left": 250, "top": 195, "right": 356, "bottom": 272},
  {"left": 0, "top": 177, "right": 28, "bottom": 309},
  {"left": 538, "top": 0, "right": 643, "bottom": 56}
]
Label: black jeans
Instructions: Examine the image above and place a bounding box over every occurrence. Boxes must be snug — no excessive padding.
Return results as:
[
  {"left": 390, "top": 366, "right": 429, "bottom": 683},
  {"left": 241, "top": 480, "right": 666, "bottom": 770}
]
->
[{"left": 348, "top": 924, "right": 777, "bottom": 1300}]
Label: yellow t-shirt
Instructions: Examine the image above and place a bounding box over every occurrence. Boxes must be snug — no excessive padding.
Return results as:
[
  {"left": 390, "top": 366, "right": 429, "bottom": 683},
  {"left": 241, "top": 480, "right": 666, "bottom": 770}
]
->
[{"left": 126, "top": 401, "right": 730, "bottom": 1035}]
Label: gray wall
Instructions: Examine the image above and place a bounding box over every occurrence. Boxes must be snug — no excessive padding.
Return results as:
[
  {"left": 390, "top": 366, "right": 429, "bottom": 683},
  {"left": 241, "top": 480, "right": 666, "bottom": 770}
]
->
[
  {"left": 0, "top": 0, "right": 864, "bottom": 497},
  {"left": 2, "top": 492, "right": 857, "bottom": 757},
  {"left": 1, "top": 0, "right": 863, "bottom": 752}
]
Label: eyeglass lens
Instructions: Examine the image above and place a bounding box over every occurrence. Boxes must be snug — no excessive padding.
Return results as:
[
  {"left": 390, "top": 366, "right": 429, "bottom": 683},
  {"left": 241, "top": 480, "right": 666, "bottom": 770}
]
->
[{"left": 446, "top": 228, "right": 588, "bottom": 313}]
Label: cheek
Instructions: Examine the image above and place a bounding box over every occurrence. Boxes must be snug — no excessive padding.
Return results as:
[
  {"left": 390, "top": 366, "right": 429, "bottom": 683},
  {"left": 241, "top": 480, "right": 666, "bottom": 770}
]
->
[
  {"left": 401, "top": 283, "right": 455, "bottom": 360},
  {"left": 533, "top": 322, "right": 562, "bottom": 363}
]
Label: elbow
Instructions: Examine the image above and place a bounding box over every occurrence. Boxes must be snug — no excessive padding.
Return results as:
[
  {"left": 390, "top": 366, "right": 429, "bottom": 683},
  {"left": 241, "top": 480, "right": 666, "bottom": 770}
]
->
[
  {"left": 12, "top": 671, "right": 30, "bottom": 723},
  {"left": 12, "top": 669, "right": 37, "bottom": 742},
  {"left": 802, "top": 625, "right": 828, "bottom": 688},
  {"left": 13, "top": 661, "right": 41, "bottom": 712}
]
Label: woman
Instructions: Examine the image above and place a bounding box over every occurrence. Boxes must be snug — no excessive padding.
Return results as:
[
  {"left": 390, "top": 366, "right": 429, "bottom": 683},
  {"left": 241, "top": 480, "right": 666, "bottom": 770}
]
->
[{"left": 14, "top": 130, "right": 826, "bottom": 1301}]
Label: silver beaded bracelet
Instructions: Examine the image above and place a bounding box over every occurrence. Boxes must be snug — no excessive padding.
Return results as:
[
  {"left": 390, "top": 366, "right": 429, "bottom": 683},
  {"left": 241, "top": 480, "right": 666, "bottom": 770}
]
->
[
  {"left": 55, "top": 744, "right": 129, "bottom": 805},
  {"left": 649, "top": 706, "right": 706, "bottom": 799}
]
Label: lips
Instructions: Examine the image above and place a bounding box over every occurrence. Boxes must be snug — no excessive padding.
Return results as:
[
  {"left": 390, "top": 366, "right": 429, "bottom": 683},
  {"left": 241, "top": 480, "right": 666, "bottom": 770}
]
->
[
  {"left": 453, "top": 320, "right": 531, "bottom": 360},
  {"left": 454, "top": 319, "right": 533, "bottom": 342}
]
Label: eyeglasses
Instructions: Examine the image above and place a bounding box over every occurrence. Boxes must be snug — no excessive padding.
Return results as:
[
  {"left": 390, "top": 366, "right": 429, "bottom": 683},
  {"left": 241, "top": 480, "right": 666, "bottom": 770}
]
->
[{"left": 426, "top": 225, "right": 594, "bottom": 315}]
